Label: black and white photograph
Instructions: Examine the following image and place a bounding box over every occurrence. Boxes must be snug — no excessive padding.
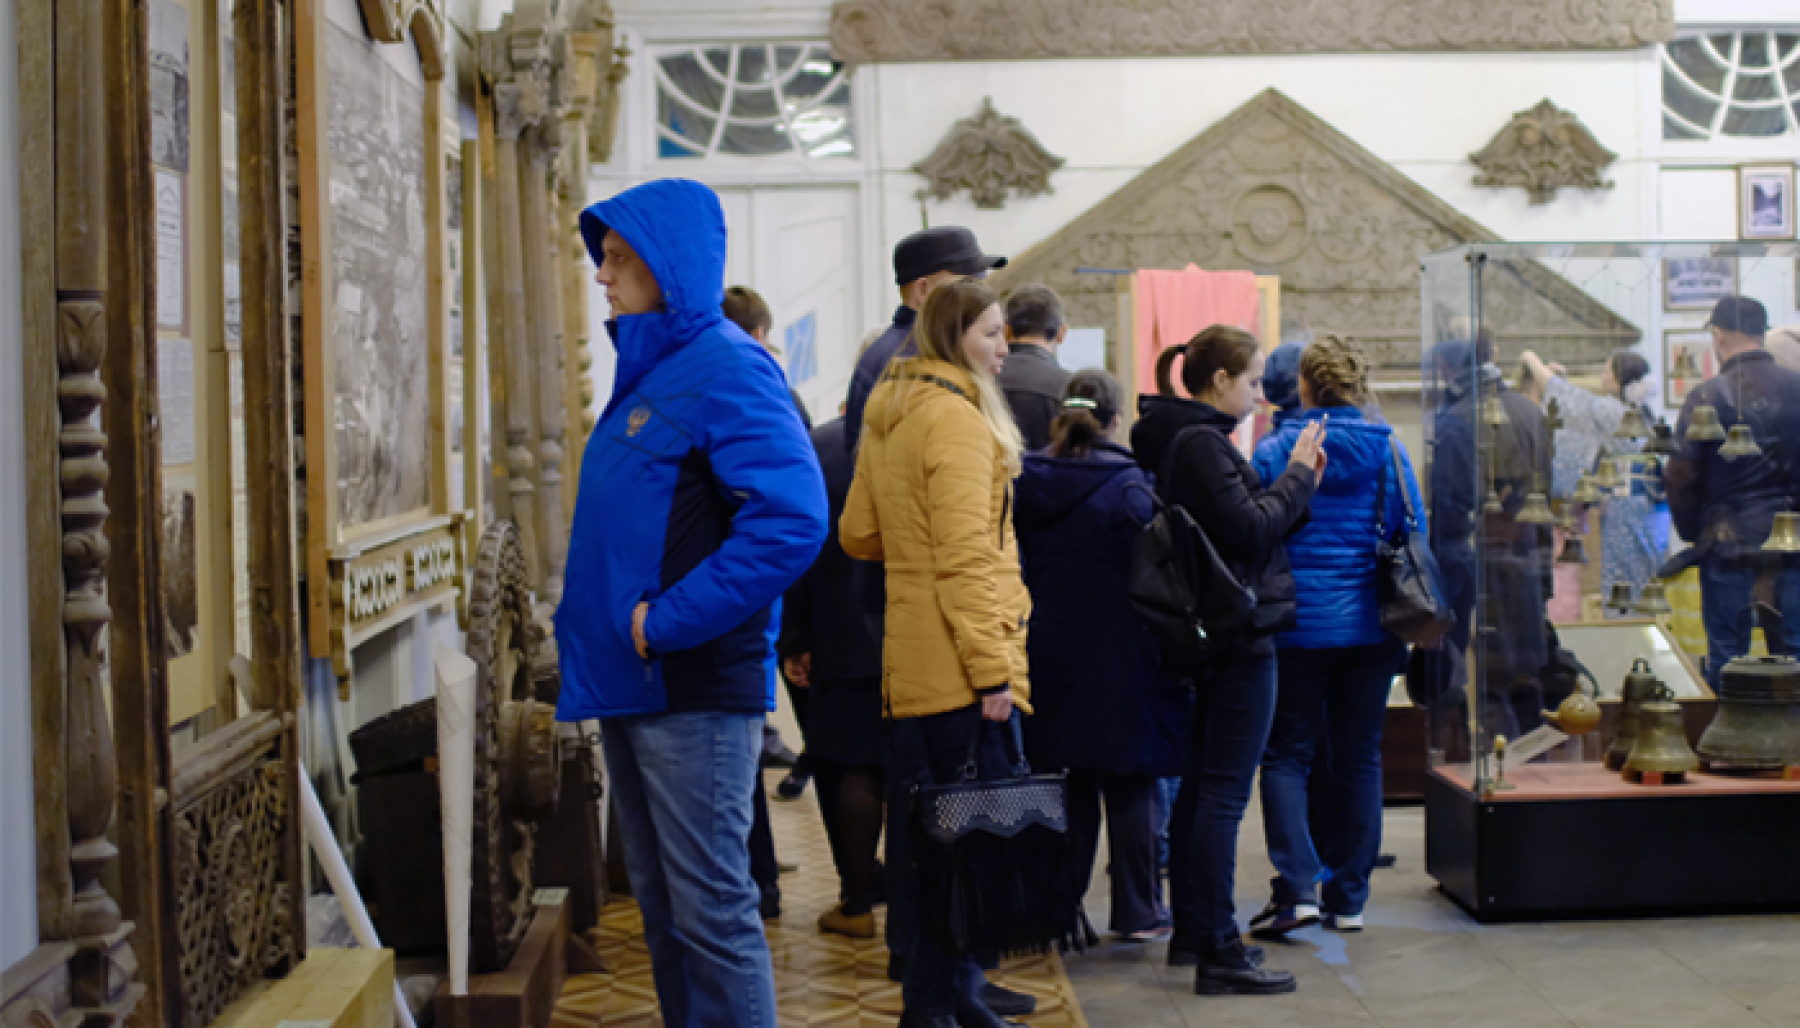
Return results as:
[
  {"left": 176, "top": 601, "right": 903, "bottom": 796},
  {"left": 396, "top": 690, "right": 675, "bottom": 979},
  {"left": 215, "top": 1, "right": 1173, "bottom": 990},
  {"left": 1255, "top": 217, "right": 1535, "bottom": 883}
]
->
[
  {"left": 1740, "top": 164, "right": 1795, "bottom": 240},
  {"left": 326, "top": 22, "right": 432, "bottom": 530},
  {"left": 149, "top": 0, "right": 189, "bottom": 173},
  {"left": 1663, "top": 256, "right": 1738, "bottom": 311},
  {"left": 160, "top": 481, "right": 199, "bottom": 661}
]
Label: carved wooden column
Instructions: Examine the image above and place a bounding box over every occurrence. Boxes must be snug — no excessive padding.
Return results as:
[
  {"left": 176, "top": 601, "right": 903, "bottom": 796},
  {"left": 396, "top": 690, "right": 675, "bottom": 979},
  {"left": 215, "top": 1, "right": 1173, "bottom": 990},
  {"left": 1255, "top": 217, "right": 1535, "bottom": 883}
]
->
[
  {"left": 519, "top": 125, "right": 569, "bottom": 606},
  {"left": 476, "top": 94, "right": 514, "bottom": 527}
]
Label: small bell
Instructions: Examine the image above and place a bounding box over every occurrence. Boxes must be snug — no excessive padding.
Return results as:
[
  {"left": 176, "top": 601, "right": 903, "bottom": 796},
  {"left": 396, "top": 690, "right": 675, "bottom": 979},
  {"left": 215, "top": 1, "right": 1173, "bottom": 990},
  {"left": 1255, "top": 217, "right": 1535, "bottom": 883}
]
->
[
  {"left": 1572, "top": 475, "right": 1603, "bottom": 505},
  {"left": 1719, "top": 424, "right": 1763, "bottom": 461},
  {"left": 1614, "top": 405, "right": 1651, "bottom": 440},
  {"left": 1766, "top": 511, "right": 1800, "bottom": 554},
  {"left": 1605, "top": 582, "right": 1636, "bottom": 613},
  {"left": 1686, "top": 404, "right": 1727, "bottom": 442},
  {"left": 1605, "top": 659, "right": 1669, "bottom": 770},
  {"left": 1483, "top": 488, "right": 1504, "bottom": 514},
  {"left": 1481, "top": 394, "right": 1509, "bottom": 427},
  {"left": 1593, "top": 458, "right": 1624, "bottom": 492},
  {"left": 1517, "top": 476, "right": 1555, "bottom": 525},
  {"left": 1634, "top": 581, "right": 1673, "bottom": 616},
  {"left": 1557, "top": 535, "right": 1590, "bottom": 564},
  {"left": 1645, "top": 418, "right": 1678, "bottom": 456},
  {"left": 1556, "top": 505, "right": 1577, "bottom": 533},
  {"left": 1671, "top": 348, "right": 1703, "bottom": 379},
  {"left": 1624, "top": 700, "right": 1701, "bottom": 779}
]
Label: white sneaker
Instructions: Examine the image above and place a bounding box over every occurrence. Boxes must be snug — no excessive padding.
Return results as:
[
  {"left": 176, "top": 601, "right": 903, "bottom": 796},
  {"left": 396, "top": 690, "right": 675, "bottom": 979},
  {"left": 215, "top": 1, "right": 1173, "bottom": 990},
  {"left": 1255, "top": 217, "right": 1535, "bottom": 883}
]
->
[{"left": 1323, "top": 912, "right": 1364, "bottom": 932}]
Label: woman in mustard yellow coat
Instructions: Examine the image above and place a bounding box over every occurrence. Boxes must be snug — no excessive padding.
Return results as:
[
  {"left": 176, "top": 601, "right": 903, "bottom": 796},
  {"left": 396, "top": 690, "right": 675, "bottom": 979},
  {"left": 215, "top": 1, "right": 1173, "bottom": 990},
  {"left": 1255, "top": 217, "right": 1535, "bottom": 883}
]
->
[{"left": 841, "top": 277, "right": 1033, "bottom": 1028}]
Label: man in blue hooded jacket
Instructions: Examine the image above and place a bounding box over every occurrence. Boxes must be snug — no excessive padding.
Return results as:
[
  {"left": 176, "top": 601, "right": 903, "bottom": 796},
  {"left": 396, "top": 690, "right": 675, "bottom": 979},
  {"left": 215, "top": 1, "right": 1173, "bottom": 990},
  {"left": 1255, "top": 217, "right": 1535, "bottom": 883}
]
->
[{"left": 559, "top": 178, "right": 827, "bottom": 1027}]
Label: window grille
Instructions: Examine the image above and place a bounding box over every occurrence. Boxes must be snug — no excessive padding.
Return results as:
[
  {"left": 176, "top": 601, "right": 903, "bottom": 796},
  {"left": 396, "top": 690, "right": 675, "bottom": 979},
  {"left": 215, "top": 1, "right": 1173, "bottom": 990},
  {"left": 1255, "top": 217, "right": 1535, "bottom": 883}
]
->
[
  {"left": 1661, "top": 31, "right": 1800, "bottom": 140},
  {"left": 655, "top": 43, "right": 855, "bottom": 160}
]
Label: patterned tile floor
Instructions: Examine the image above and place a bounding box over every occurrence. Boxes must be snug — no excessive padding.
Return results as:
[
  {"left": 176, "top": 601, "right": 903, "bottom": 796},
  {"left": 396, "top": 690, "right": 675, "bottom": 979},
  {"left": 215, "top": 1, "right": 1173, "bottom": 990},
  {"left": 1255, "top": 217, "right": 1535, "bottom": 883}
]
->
[{"left": 552, "top": 770, "right": 1089, "bottom": 1027}]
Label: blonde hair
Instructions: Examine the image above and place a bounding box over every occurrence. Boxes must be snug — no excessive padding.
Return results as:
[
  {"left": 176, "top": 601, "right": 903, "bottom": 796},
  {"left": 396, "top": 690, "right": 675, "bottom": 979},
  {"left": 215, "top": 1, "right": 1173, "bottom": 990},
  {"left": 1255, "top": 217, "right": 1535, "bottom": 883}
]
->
[
  {"left": 1300, "top": 334, "right": 1371, "bottom": 408},
  {"left": 898, "top": 277, "right": 1024, "bottom": 475}
]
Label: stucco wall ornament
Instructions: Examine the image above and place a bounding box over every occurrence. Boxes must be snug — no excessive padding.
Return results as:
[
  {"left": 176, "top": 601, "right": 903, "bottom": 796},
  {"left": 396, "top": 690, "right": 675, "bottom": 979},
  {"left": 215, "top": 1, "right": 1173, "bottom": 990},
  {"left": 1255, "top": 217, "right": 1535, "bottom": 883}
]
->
[
  {"left": 1470, "top": 99, "right": 1617, "bottom": 205},
  {"left": 990, "top": 89, "right": 1640, "bottom": 369},
  {"left": 914, "top": 98, "right": 1066, "bottom": 210},
  {"left": 357, "top": 0, "right": 447, "bottom": 76},
  {"left": 830, "top": 0, "right": 1673, "bottom": 63}
]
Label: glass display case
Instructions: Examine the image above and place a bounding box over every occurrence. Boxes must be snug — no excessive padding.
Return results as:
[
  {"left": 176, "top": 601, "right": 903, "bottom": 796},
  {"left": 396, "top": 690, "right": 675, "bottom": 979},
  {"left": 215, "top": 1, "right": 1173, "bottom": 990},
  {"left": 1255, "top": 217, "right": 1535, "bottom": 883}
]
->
[{"left": 1415, "top": 241, "right": 1800, "bottom": 920}]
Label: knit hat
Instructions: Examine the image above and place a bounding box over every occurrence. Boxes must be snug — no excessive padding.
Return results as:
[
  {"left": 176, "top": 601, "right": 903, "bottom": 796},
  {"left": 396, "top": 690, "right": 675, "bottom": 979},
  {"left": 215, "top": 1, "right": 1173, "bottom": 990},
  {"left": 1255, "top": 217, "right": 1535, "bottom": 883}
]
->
[{"left": 1262, "top": 342, "right": 1304, "bottom": 413}]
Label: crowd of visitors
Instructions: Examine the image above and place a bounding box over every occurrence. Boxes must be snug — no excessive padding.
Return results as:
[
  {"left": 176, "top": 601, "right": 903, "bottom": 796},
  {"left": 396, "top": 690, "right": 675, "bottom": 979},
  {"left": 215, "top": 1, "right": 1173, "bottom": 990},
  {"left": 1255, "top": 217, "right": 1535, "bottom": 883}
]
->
[{"left": 561, "top": 177, "right": 1792, "bottom": 1027}]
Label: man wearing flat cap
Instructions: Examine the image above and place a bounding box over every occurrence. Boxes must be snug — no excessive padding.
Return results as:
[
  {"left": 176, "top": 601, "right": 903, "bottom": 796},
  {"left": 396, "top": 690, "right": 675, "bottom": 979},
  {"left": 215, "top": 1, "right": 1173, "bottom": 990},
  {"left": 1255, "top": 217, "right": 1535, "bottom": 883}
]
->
[{"left": 1666, "top": 296, "right": 1800, "bottom": 684}]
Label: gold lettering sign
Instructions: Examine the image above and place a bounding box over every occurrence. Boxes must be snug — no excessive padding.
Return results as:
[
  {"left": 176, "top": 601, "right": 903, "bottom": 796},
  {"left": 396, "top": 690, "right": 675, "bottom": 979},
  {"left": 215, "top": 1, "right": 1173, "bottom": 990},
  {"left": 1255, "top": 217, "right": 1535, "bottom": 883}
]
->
[{"left": 325, "top": 514, "right": 467, "bottom": 683}]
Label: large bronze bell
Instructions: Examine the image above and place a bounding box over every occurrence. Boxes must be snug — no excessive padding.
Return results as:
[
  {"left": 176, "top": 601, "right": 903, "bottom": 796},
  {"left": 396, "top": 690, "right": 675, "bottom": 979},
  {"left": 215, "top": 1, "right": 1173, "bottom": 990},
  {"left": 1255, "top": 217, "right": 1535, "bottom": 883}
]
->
[
  {"left": 1696, "top": 655, "right": 1800, "bottom": 770},
  {"left": 1557, "top": 534, "right": 1590, "bottom": 564},
  {"left": 1614, "top": 405, "right": 1651, "bottom": 440},
  {"left": 1719, "top": 424, "right": 1763, "bottom": 461},
  {"left": 1686, "top": 404, "right": 1727, "bottom": 442},
  {"left": 1764, "top": 511, "right": 1800, "bottom": 554},
  {"left": 1624, "top": 701, "right": 1700, "bottom": 778},
  {"left": 1605, "top": 658, "right": 1669, "bottom": 770}
]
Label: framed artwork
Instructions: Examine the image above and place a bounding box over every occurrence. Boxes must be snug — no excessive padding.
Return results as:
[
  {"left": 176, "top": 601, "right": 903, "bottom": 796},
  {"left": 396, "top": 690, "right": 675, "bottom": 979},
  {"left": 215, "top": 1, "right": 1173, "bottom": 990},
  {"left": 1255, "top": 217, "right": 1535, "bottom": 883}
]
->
[
  {"left": 298, "top": 0, "right": 460, "bottom": 679},
  {"left": 1663, "top": 257, "right": 1737, "bottom": 311},
  {"left": 1665, "top": 328, "right": 1716, "bottom": 408},
  {"left": 1740, "top": 164, "right": 1796, "bottom": 241}
]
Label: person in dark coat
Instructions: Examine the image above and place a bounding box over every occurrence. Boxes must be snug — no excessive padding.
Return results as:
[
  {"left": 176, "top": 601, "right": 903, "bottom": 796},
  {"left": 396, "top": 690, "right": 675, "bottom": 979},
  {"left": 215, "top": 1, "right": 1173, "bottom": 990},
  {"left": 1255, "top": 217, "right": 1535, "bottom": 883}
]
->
[
  {"left": 1426, "top": 333, "right": 1551, "bottom": 740},
  {"left": 998, "top": 284, "right": 1072, "bottom": 451},
  {"left": 1665, "top": 297, "right": 1800, "bottom": 683},
  {"left": 1250, "top": 336, "right": 1423, "bottom": 938},
  {"left": 1015, "top": 370, "right": 1188, "bottom": 940},
  {"left": 1131, "top": 326, "right": 1323, "bottom": 997},
  {"left": 779, "top": 415, "right": 888, "bottom": 940}
]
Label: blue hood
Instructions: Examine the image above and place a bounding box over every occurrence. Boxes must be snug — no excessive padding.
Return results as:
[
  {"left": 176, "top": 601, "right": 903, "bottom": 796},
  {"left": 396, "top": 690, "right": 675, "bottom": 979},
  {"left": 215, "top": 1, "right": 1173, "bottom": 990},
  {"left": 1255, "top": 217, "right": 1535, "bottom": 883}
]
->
[
  {"left": 581, "top": 179, "right": 731, "bottom": 417},
  {"left": 1262, "top": 342, "right": 1304, "bottom": 417}
]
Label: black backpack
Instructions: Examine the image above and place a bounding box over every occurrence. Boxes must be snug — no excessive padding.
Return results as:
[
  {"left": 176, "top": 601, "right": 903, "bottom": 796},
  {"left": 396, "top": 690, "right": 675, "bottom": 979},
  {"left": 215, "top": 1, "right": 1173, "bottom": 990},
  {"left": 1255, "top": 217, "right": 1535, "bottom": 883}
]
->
[{"left": 1127, "top": 427, "right": 1256, "bottom": 662}]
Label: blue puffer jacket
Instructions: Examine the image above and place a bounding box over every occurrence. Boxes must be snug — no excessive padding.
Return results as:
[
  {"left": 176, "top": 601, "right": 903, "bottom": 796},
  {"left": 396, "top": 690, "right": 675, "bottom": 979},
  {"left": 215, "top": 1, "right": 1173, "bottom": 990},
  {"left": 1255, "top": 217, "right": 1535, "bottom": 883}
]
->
[
  {"left": 1252, "top": 407, "right": 1426, "bottom": 650},
  {"left": 555, "top": 179, "right": 828, "bottom": 719}
]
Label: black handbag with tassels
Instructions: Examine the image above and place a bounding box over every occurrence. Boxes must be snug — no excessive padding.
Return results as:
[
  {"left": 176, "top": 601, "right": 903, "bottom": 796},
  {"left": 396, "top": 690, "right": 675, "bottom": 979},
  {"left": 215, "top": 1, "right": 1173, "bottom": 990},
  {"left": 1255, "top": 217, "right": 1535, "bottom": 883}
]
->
[{"left": 913, "top": 718, "right": 1094, "bottom": 957}]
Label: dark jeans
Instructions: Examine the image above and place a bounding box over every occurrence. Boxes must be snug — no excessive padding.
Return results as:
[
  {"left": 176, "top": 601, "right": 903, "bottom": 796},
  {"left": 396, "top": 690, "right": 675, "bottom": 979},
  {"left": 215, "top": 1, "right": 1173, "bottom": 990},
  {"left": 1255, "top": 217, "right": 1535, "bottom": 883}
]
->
[
  {"left": 1260, "top": 640, "right": 1405, "bottom": 916},
  {"left": 1700, "top": 555, "right": 1800, "bottom": 688},
  {"left": 1169, "top": 644, "right": 1279, "bottom": 949},
  {"left": 886, "top": 705, "right": 1019, "bottom": 1016},
  {"left": 749, "top": 775, "right": 778, "bottom": 908},
  {"left": 1067, "top": 771, "right": 1167, "bottom": 933}
]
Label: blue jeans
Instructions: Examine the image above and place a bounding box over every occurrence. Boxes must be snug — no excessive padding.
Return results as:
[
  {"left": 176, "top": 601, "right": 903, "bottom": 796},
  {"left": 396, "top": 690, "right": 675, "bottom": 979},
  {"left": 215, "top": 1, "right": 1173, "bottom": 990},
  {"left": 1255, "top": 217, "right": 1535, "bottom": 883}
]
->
[
  {"left": 601, "top": 713, "right": 776, "bottom": 1028},
  {"left": 886, "top": 705, "right": 1018, "bottom": 1016},
  {"left": 1260, "top": 640, "right": 1405, "bottom": 916},
  {"left": 1169, "top": 644, "right": 1279, "bottom": 949},
  {"left": 1699, "top": 556, "right": 1800, "bottom": 688}
]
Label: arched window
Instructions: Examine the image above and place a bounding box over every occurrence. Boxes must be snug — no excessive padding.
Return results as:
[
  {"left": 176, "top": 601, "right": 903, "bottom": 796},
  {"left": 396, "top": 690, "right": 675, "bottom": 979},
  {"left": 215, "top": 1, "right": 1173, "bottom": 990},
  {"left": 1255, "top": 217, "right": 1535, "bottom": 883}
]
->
[
  {"left": 655, "top": 43, "right": 855, "bottom": 160},
  {"left": 1662, "top": 31, "right": 1800, "bottom": 140}
]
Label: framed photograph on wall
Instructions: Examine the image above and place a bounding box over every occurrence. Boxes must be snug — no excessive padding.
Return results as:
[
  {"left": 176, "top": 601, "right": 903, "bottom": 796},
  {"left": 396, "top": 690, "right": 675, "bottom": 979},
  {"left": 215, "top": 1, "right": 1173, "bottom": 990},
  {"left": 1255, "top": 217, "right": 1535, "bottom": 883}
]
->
[
  {"left": 1740, "top": 164, "right": 1795, "bottom": 241},
  {"left": 1665, "top": 328, "right": 1716, "bottom": 409},
  {"left": 1664, "top": 257, "right": 1738, "bottom": 311}
]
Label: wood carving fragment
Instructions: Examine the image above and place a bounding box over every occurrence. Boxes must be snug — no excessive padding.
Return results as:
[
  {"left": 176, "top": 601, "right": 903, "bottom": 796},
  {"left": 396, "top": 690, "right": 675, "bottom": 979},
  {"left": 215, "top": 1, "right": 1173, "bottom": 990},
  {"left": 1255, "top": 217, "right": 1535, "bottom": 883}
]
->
[
  {"left": 1470, "top": 99, "right": 1617, "bottom": 205},
  {"left": 914, "top": 98, "right": 1066, "bottom": 210}
]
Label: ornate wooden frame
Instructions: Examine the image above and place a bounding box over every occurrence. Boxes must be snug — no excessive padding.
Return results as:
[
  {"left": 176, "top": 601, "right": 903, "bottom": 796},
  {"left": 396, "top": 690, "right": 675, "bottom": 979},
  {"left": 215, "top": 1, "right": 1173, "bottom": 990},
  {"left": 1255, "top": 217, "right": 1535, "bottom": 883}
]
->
[{"left": 296, "top": 0, "right": 464, "bottom": 685}]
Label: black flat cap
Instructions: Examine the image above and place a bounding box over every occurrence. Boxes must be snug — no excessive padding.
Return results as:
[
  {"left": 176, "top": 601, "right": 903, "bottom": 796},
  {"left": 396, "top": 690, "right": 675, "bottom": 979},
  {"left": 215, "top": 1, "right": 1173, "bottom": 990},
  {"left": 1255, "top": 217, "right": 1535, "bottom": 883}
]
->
[
  {"left": 893, "top": 226, "right": 1006, "bottom": 286},
  {"left": 1707, "top": 296, "right": 1768, "bottom": 336}
]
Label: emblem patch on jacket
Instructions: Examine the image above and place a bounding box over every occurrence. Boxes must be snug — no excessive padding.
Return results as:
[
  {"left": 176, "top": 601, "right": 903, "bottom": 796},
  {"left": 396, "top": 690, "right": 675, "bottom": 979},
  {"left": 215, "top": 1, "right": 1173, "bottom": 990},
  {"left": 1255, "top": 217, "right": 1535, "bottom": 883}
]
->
[{"left": 627, "top": 407, "right": 651, "bottom": 436}]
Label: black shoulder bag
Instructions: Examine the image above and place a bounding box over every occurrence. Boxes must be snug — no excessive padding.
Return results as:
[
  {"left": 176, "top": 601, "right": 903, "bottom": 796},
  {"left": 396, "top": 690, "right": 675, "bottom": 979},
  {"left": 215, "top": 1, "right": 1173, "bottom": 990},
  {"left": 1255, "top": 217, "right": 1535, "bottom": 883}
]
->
[
  {"left": 1127, "top": 426, "right": 1257, "bottom": 661},
  {"left": 1374, "top": 441, "right": 1456, "bottom": 646}
]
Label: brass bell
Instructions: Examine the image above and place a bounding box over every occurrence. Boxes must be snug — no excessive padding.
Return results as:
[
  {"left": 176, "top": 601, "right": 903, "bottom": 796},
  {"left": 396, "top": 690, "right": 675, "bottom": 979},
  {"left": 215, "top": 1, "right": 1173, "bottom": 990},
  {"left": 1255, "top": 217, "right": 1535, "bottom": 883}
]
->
[
  {"left": 1557, "top": 535, "right": 1590, "bottom": 564},
  {"left": 1696, "top": 655, "right": 1800, "bottom": 771},
  {"left": 1614, "top": 405, "right": 1651, "bottom": 440},
  {"left": 1593, "top": 457, "right": 1624, "bottom": 492},
  {"left": 1719, "top": 424, "right": 1762, "bottom": 462},
  {"left": 1481, "top": 394, "right": 1509, "bottom": 427},
  {"left": 1634, "top": 581, "right": 1673, "bottom": 616},
  {"left": 1556, "top": 505, "right": 1577, "bottom": 533},
  {"left": 1604, "top": 582, "right": 1636, "bottom": 614},
  {"left": 1605, "top": 657, "right": 1668, "bottom": 770},
  {"left": 1645, "top": 418, "right": 1678, "bottom": 456},
  {"left": 1483, "top": 488, "right": 1504, "bottom": 514},
  {"left": 1572, "top": 475, "right": 1603, "bottom": 505},
  {"left": 1671, "top": 348, "right": 1703, "bottom": 379},
  {"left": 1686, "top": 404, "right": 1727, "bottom": 442},
  {"left": 1517, "top": 478, "right": 1555, "bottom": 525},
  {"left": 1765, "top": 511, "right": 1800, "bottom": 554},
  {"left": 1624, "top": 701, "right": 1700, "bottom": 778}
]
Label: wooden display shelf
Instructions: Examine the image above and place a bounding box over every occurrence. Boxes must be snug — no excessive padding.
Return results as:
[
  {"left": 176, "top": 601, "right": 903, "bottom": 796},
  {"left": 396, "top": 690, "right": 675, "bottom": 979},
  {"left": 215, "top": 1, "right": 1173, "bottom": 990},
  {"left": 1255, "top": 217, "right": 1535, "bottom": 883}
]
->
[
  {"left": 212, "top": 947, "right": 395, "bottom": 1028},
  {"left": 1433, "top": 760, "right": 1800, "bottom": 800},
  {"left": 434, "top": 896, "right": 570, "bottom": 1028}
]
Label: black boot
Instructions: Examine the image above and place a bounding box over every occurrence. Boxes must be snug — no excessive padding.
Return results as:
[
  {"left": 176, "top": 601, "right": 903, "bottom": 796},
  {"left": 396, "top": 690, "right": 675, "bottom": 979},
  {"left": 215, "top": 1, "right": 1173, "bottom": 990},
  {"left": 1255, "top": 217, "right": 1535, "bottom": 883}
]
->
[
  {"left": 953, "top": 995, "right": 1024, "bottom": 1028},
  {"left": 979, "top": 982, "right": 1036, "bottom": 1018},
  {"left": 897, "top": 1013, "right": 958, "bottom": 1028},
  {"left": 1194, "top": 938, "right": 1297, "bottom": 996}
]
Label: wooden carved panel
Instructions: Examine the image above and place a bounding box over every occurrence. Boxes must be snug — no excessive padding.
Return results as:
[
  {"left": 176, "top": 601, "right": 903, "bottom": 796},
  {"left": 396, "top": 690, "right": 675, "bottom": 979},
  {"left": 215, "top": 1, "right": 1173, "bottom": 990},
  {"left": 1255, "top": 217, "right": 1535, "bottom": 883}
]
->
[
  {"left": 830, "top": 0, "right": 1674, "bottom": 63},
  {"left": 914, "top": 98, "right": 1066, "bottom": 210},
  {"left": 991, "top": 89, "right": 1640, "bottom": 369}
]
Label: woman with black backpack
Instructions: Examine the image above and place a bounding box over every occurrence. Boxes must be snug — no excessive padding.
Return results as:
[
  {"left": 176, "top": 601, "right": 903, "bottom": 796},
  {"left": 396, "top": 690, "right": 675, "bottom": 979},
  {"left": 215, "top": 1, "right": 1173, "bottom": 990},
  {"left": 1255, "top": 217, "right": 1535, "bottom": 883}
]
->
[{"left": 1131, "top": 325, "right": 1324, "bottom": 996}]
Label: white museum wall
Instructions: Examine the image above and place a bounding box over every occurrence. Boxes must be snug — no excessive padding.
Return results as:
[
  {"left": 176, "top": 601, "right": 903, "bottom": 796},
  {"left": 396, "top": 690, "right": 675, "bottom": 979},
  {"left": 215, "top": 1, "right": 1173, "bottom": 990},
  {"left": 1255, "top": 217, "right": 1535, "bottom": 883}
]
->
[{"left": 1, "top": 0, "right": 40, "bottom": 969}]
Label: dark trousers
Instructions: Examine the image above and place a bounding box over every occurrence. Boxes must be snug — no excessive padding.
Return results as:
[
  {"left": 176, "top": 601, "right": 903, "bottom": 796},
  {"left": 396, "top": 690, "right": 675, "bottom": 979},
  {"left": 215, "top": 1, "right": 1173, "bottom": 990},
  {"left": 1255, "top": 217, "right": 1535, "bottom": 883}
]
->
[
  {"left": 1700, "top": 555, "right": 1800, "bottom": 688},
  {"left": 1260, "top": 640, "right": 1405, "bottom": 916},
  {"left": 749, "top": 775, "right": 778, "bottom": 908},
  {"left": 886, "top": 706, "right": 1018, "bottom": 1016},
  {"left": 1067, "top": 770, "right": 1167, "bottom": 934},
  {"left": 1169, "top": 644, "right": 1279, "bottom": 949}
]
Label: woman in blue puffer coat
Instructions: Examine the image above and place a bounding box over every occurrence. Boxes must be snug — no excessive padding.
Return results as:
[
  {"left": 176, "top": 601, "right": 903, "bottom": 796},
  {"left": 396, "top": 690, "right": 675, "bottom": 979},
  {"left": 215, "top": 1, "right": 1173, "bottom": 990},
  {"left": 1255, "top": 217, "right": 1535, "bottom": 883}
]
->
[
  {"left": 1016, "top": 369, "right": 1189, "bottom": 941},
  {"left": 1248, "top": 335, "right": 1424, "bottom": 938}
]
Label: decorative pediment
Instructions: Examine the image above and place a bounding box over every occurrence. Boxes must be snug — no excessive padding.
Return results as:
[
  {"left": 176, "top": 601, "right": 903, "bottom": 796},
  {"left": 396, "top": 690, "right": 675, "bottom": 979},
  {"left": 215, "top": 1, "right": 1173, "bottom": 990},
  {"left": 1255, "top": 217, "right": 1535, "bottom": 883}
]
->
[
  {"left": 357, "top": 0, "right": 446, "bottom": 78},
  {"left": 831, "top": 0, "right": 1673, "bottom": 63},
  {"left": 1470, "top": 99, "right": 1617, "bottom": 205},
  {"left": 914, "top": 98, "right": 1066, "bottom": 210},
  {"left": 990, "top": 89, "right": 1640, "bottom": 369}
]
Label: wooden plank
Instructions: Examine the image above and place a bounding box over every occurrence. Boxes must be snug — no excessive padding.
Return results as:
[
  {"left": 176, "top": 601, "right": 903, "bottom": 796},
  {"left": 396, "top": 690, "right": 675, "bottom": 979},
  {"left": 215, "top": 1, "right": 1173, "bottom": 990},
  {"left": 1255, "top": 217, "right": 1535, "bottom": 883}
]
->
[
  {"left": 433, "top": 899, "right": 568, "bottom": 1028},
  {"left": 475, "top": 94, "right": 513, "bottom": 525},
  {"left": 296, "top": 0, "right": 338, "bottom": 661},
  {"left": 213, "top": 946, "right": 394, "bottom": 1028},
  {"left": 462, "top": 138, "right": 486, "bottom": 540},
  {"left": 425, "top": 72, "right": 451, "bottom": 519},
  {"left": 19, "top": 0, "right": 73, "bottom": 942}
]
